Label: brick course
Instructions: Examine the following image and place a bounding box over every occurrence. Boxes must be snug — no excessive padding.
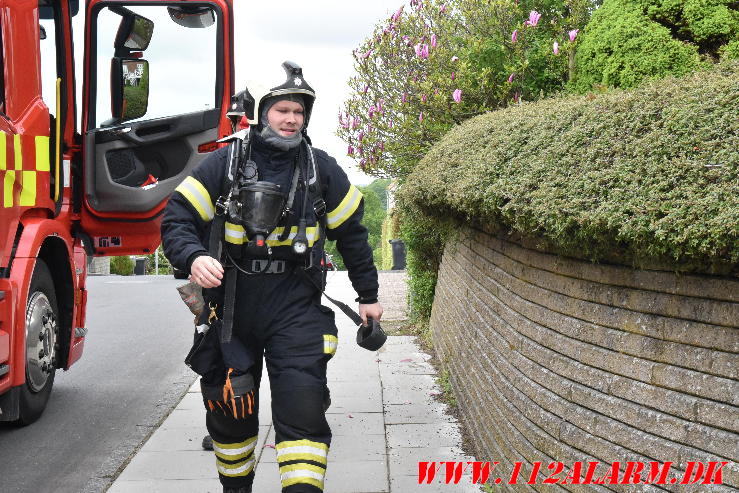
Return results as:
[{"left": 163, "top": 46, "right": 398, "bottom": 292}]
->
[{"left": 430, "top": 227, "right": 739, "bottom": 491}]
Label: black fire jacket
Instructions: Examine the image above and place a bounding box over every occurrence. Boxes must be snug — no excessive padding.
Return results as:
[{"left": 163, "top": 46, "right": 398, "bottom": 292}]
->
[{"left": 161, "top": 130, "right": 378, "bottom": 301}]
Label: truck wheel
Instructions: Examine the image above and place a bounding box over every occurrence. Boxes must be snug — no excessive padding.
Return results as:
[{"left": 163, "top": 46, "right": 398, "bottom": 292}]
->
[{"left": 17, "top": 259, "right": 58, "bottom": 425}]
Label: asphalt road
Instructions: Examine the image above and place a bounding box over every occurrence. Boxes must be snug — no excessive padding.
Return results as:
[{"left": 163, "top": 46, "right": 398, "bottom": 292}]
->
[{"left": 0, "top": 275, "right": 198, "bottom": 493}]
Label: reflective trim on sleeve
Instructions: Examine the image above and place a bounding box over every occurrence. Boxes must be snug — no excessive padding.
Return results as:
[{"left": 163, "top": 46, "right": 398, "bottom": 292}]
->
[
  {"left": 326, "top": 184, "right": 362, "bottom": 229},
  {"left": 279, "top": 463, "right": 326, "bottom": 490},
  {"left": 323, "top": 334, "right": 338, "bottom": 355},
  {"left": 175, "top": 176, "right": 214, "bottom": 221}
]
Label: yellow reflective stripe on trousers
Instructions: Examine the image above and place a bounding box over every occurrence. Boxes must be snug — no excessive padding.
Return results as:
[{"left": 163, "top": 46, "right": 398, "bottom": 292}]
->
[
  {"left": 323, "top": 334, "right": 338, "bottom": 355},
  {"left": 327, "top": 185, "right": 362, "bottom": 229},
  {"left": 276, "top": 439, "right": 328, "bottom": 465},
  {"left": 224, "top": 222, "right": 321, "bottom": 247},
  {"left": 280, "top": 463, "right": 325, "bottom": 490},
  {"left": 175, "top": 176, "right": 214, "bottom": 221},
  {"left": 213, "top": 436, "right": 257, "bottom": 461},
  {"left": 216, "top": 456, "right": 255, "bottom": 477}
]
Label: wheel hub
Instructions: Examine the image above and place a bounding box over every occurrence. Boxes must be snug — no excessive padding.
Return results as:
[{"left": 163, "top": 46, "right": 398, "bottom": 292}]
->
[{"left": 25, "top": 292, "right": 57, "bottom": 392}]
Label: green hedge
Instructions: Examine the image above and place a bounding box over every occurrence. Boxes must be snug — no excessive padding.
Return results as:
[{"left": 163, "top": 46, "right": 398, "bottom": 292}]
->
[{"left": 400, "top": 62, "right": 739, "bottom": 274}]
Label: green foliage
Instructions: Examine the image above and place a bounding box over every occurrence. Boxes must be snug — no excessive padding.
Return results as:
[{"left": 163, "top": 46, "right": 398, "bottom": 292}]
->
[
  {"left": 380, "top": 212, "right": 401, "bottom": 270},
  {"left": 338, "top": 0, "right": 596, "bottom": 179},
  {"left": 398, "top": 200, "right": 453, "bottom": 319},
  {"left": 110, "top": 256, "right": 134, "bottom": 275},
  {"left": 400, "top": 62, "right": 739, "bottom": 273},
  {"left": 145, "top": 247, "right": 172, "bottom": 275},
  {"left": 573, "top": 0, "right": 706, "bottom": 91},
  {"left": 324, "top": 180, "right": 388, "bottom": 270},
  {"left": 633, "top": 0, "right": 739, "bottom": 51}
]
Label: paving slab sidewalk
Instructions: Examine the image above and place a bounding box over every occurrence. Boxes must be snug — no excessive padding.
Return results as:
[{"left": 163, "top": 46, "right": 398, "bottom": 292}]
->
[{"left": 107, "top": 271, "right": 482, "bottom": 493}]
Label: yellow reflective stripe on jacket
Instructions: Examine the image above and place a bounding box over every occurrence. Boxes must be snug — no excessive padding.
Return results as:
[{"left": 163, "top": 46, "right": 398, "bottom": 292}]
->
[
  {"left": 276, "top": 439, "right": 328, "bottom": 465},
  {"left": 279, "top": 463, "right": 325, "bottom": 490},
  {"left": 327, "top": 184, "right": 362, "bottom": 229},
  {"left": 224, "top": 222, "right": 320, "bottom": 247},
  {"left": 323, "top": 334, "right": 338, "bottom": 355},
  {"left": 175, "top": 176, "right": 214, "bottom": 221},
  {"left": 225, "top": 222, "right": 246, "bottom": 244},
  {"left": 216, "top": 456, "right": 255, "bottom": 477},
  {"left": 213, "top": 436, "right": 257, "bottom": 461}
]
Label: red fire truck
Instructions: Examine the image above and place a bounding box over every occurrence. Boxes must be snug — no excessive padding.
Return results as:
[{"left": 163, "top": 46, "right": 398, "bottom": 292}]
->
[{"left": 0, "top": 0, "right": 234, "bottom": 424}]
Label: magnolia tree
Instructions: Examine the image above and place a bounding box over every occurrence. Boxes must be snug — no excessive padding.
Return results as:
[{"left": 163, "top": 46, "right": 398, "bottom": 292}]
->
[{"left": 338, "top": 0, "right": 595, "bottom": 178}]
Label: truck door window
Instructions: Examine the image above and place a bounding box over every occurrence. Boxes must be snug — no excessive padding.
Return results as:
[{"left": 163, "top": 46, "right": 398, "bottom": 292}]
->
[
  {"left": 93, "top": 5, "right": 217, "bottom": 128},
  {"left": 38, "top": 1, "right": 60, "bottom": 120}
]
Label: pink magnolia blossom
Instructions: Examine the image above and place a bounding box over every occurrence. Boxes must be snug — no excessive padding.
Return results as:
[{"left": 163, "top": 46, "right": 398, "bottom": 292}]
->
[
  {"left": 553, "top": 41, "right": 559, "bottom": 55},
  {"left": 359, "top": 159, "right": 367, "bottom": 170},
  {"left": 439, "top": 4, "right": 448, "bottom": 13},
  {"left": 377, "top": 141, "right": 385, "bottom": 152},
  {"left": 451, "top": 55, "right": 459, "bottom": 62},
  {"left": 421, "top": 94, "right": 428, "bottom": 103},
  {"left": 452, "top": 89, "right": 462, "bottom": 103},
  {"left": 508, "top": 73, "right": 515, "bottom": 83},
  {"left": 513, "top": 91, "right": 521, "bottom": 103},
  {"left": 524, "top": 11, "right": 541, "bottom": 27},
  {"left": 362, "top": 49, "right": 373, "bottom": 59},
  {"left": 389, "top": 120, "right": 394, "bottom": 128},
  {"left": 401, "top": 92, "right": 408, "bottom": 103},
  {"left": 419, "top": 111, "right": 424, "bottom": 123},
  {"left": 568, "top": 29, "right": 579, "bottom": 42},
  {"left": 511, "top": 29, "right": 518, "bottom": 43},
  {"left": 347, "top": 145, "right": 355, "bottom": 156},
  {"left": 358, "top": 131, "right": 365, "bottom": 142},
  {"left": 351, "top": 117, "right": 360, "bottom": 130},
  {"left": 368, "top": 106, "right": 375, "bottom": 118},
  {"left": 451, "top": 71, "right": 456, "bottom": 81},
  {"left": 431, "top": 34, "right": 438, "bottom": 48},
  {"left": 403, "top": 35, "right": 412, "bottom": 46},
  {"left": 415, "top": 43, "right": 429, "bottom": 58},
  {"left": 434, "top": 88, "right": 439, "bottom": 95},
  {"left": 391, "top": 6, "right": 403, "bottom": 22},
  {"left": 363, "top": 85, "right": 369, "bottom": 94}
]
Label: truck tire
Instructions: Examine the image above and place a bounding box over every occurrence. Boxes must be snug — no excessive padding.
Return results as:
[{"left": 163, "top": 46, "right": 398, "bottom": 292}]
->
[{"left": 16, "top": 259, "right": 58, "bottom": 425}]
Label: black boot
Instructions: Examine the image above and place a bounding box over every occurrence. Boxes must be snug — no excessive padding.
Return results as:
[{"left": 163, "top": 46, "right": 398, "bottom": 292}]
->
[
  {"left": 202, "top": 434, "right": 213, "bottom": 450},
  {"left": 223, "top": 487, "right": 251, "bottom": 493}
]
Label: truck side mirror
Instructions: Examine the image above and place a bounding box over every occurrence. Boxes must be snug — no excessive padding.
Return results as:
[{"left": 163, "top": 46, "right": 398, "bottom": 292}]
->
[
  {"left": 110, "top": 58, "right": 149, "bottom": 122},
  {"left": 110, "top": 6, "right": 154, "bottom": 55}
]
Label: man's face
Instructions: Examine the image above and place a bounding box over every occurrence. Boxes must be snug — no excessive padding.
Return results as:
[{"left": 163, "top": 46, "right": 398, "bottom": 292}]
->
[{"left": 266, "top": 100, "right": 305, "bottom": 137}]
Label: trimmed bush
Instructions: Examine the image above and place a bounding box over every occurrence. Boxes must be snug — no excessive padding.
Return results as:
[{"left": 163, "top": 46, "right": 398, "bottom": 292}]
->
[
  {"left": 573, "top": 0, "right": 706, "bottom": 91},
  {"left": 400, "top": 62, "right": 739, "bottom": 274},
  {"left": 110, "top": 256, "right": 134, "bottom": 275}
]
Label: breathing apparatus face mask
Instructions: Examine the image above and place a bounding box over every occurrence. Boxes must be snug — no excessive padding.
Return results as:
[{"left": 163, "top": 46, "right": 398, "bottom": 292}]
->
[{"left": 227, "top": 159, "right": 286, "bottom": 255}]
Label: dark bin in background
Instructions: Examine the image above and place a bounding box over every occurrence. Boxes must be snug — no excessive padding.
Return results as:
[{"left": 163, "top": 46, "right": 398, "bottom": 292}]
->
[
  {"left": 389, "top": 239, "right": 406, "bottom": 270},
  {"left": 134, "top": 257, "right": 147, "bottom": 275}
]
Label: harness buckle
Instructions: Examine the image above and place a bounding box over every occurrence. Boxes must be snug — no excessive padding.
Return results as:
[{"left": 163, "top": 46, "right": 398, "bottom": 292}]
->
[
  {"left": 214, "top": 196, "right": 229, "bottom": 216},
  {"left": 313, "top": 198, "right": 326, "bottom": 217}
]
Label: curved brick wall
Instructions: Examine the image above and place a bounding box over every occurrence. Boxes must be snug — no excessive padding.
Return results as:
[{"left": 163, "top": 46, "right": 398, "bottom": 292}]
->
[{"left": 430, "top": 227, "right": 738, "bottom": 491}]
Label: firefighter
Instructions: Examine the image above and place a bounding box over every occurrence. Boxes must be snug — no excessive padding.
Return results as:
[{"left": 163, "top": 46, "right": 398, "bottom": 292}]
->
[{"left": 161, "top": 61, "right": 382, "bottom": 493}]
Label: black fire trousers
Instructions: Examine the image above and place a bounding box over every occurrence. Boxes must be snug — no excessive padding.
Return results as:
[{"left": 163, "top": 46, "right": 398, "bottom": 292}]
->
[{"left": 203, "top": 269, "right": 337, "bottom": 493}]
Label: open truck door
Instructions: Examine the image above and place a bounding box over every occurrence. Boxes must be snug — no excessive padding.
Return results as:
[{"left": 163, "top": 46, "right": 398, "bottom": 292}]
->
[{"left": 80, "top": 0, "right": 234, "bottom": 256}]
